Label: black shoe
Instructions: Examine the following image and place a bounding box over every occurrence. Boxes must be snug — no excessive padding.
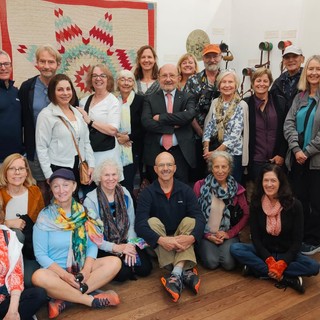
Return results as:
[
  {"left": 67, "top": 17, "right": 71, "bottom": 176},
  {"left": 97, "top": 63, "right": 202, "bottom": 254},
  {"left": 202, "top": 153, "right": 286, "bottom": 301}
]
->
[
  {"left": 160, "top": 273, "right": 183, "bottom": 302},
  {"left": 275, "top": 276, "right": 305, "bottom": 294},
  {"left": 182, "top": 268, "right": 200, "bottom": 294},
  {"left": 242, "top": 265, "right": 251, "bottom": 277}
]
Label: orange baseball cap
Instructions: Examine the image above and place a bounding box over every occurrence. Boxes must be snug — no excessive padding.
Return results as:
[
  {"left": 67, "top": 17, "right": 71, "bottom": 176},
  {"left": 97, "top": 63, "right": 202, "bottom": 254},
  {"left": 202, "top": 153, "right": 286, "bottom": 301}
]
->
[{"left": 202, "top": 44, "right": 221, "bottom": 56}]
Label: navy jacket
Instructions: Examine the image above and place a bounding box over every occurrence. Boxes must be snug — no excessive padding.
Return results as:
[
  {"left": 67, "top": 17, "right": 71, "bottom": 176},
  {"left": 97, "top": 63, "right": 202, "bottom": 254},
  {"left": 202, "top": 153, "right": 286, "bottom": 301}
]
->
[
  {"left": 135, "top": 178, "right": 205, "bottom": 248},
  {"left": 0, "top": 80, "right": 23, "bottom": 161}
]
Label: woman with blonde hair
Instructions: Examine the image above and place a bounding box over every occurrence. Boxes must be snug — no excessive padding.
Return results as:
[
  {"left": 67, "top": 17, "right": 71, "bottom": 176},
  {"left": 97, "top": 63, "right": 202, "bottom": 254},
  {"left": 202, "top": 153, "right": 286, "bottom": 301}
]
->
[
  {"left": 177, "top": 53, "right": 198, "bottom": 90},
  {"left": 284, "top": 54, "right": 320, "bottom": 255},
  {"left": 0, "top": 153, "right": 44, "bottom": 287}
]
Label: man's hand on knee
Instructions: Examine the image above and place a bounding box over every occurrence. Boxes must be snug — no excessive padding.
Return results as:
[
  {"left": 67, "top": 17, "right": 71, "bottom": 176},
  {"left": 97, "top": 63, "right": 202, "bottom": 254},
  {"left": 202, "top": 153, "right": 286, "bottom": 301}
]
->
[
  {"left": 157, "top": 236, "right": 184, "bottom": 252},
  {"left": 175, "top": 235, "right": 195, "bottom": 252}
]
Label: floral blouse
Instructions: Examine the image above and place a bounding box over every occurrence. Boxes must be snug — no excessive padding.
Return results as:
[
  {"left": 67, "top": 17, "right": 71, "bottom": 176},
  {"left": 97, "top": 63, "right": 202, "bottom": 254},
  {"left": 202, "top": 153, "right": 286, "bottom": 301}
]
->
[
  {"left": 203, "top": 101, "right": 244, "bottom": 156},
  {"left": 0, "top": 231, "right": 23, "bottom": 303}
]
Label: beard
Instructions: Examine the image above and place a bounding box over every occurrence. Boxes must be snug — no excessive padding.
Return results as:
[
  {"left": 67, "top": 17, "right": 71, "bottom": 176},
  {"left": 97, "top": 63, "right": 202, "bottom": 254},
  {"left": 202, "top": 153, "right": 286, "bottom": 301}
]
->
[{"left": 205, "top": 62, "right": 219, "bottom": 72}]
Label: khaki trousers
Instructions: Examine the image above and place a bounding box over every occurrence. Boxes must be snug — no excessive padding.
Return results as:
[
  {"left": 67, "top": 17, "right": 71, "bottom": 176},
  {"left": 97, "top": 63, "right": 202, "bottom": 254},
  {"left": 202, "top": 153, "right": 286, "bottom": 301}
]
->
[{"left": 148, "top": 217, "right": 197, "bottom": 270}]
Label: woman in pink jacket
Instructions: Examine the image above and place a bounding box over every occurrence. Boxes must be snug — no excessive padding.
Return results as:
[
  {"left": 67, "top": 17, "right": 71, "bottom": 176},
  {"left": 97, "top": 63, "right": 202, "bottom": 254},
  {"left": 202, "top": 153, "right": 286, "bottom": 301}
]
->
[{"left": 194, "top": 150, "right": 249, "bottom": 270}]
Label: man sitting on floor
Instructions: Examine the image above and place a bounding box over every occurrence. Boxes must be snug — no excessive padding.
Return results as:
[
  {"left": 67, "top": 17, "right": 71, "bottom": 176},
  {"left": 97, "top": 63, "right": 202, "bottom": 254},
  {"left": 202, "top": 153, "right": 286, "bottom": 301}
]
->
[{"left": 135, "top": 152, "right": 205, "bottom": 302}]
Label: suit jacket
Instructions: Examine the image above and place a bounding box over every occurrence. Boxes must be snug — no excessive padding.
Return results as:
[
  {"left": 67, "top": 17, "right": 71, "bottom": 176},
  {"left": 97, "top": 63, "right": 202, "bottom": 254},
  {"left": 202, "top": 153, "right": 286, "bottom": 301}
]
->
[
  {"left": 127, "top": 94, "right": 145, "bottom": 158},
  {"left": 19, "top": 76, "right": 38, "bottom": 161},
  {"left": 141, "top": 89, "right": 196, "bottom": 167}
]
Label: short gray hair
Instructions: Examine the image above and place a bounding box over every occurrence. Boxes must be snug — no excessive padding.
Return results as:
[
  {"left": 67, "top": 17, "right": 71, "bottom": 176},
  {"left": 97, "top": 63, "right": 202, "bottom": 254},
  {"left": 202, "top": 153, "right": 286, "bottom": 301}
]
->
[
  {"left": 216, "top": 69, "right": 240, "bottom": 90},
  {"left": 0, "top": 50, "right": 11, "bottom": 62},
  {"left": 92, "top": 158, "right": 123, "bottom": 185},
  {"left": 116, "top": 69, "right": 137, "bottom": 92},
  {"left": 208, "top": 150, "right": 234, "bottom": 172}
]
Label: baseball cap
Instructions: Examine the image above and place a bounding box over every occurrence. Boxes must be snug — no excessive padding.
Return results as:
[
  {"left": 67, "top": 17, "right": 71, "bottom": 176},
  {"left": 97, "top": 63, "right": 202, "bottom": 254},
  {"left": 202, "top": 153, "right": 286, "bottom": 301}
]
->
[
  {"left": 49, "top": 168, "right": 76, "bottom": 183},
  {"left": 282, "top": 45, "right": 303, "bottom": 57},
  {"left": 202, "top": 44, "right": 221, "bottom": 56}
]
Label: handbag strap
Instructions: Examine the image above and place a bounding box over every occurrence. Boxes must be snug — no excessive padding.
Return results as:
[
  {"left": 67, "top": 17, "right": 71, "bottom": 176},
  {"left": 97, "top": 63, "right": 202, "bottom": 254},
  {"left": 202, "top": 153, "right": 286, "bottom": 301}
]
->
[
  {"left": 84, "top": 94, "right": 94, "bottom": 114},
  {"left": 3, "top": 229, "right": 8, "bottom": 246},
  {"left": 59, "top": 116, "right": 85, "bottom": 163},
  {"left": 302, "top": 99, "right": 317, "bottom": 133}
]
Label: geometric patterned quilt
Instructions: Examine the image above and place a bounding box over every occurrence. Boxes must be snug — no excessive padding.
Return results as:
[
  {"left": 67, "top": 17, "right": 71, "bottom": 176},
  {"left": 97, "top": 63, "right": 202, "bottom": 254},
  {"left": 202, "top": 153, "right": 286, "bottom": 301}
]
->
[{"left": 0, "top": 0, "right": 156, "bottom": 98}]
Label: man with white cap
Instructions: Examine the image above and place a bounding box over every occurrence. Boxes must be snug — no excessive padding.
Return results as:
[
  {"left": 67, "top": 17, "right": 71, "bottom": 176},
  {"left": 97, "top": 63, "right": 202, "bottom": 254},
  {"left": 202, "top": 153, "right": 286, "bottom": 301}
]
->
[
  {"left": 270, "top": 45, "right": 304, "bottom": 112},
  {"left": 184, "top": 44, "right": 222, "bottom": 180}
]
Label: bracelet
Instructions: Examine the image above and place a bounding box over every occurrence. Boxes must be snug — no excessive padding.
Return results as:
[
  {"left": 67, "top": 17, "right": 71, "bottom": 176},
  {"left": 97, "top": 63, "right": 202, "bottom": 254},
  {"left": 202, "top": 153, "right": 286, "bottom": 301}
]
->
[{"left": 88, "top": 120, "right": 94, "bottom": 127}]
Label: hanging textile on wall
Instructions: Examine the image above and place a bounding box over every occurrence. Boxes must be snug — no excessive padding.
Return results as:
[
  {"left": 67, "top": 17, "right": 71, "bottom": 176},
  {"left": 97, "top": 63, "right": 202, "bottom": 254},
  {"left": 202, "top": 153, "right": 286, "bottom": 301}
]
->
[{"left": 0, "top": 0, "right": 156, "bottom": 98}]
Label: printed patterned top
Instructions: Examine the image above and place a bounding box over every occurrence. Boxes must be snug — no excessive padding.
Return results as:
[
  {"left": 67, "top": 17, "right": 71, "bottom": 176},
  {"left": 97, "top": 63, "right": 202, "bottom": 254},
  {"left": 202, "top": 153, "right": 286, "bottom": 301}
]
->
[
  {"left": 203, "top": 101, "right": 244, "bottom": 155},
  {"left": 0, "top": 231, "right": 24, "bottom": 303}
]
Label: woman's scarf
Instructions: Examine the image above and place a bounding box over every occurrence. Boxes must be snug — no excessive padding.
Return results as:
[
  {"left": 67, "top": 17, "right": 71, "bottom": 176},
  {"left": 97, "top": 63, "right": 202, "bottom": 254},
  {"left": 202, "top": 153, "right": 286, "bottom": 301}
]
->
[
  {"left": 215, "top": 93, "right": 241, "bottom": 142},
  {"left": 262, "top": 195, "right": 282, "bottom": 236},
  {"left": 118, "top": 91, "right": 135, "bottom": 166},
  {"left": 97, "top": 184, "right": 129, "bottom": 244},
  {"left": 199, "top": 174, "right": 238, "bottom": 233},
  {"left": 36, "top": 199, "right": 103, "bottom": 272}
]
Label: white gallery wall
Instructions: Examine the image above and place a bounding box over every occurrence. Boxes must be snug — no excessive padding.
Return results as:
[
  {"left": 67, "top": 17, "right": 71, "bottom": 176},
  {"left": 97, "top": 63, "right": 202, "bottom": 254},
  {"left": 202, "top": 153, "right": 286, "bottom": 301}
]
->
[{"left": 153, "top": 0, "right": 320, "bottom": 93}]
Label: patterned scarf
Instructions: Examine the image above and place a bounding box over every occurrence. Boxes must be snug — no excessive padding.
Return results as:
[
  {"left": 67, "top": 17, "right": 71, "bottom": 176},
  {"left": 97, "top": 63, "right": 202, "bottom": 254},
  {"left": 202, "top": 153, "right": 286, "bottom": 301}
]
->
[
  {"left": 262, "top": 195, "right": 282, "bottom": 236},
  {"left": 199, "top": 174, "right": 238, "bottom": 232},
  {"left": 118, "top": 91, "right": 134, "bottom": 166},
  {"left": 37, "top": 199, "right": 103, "bottom": 272},
  {"left": 97, "top": 184, "right": 129, "bottom": 244},
  {"left": 215, "top": 92, "right": 241, "bottom": 142}
]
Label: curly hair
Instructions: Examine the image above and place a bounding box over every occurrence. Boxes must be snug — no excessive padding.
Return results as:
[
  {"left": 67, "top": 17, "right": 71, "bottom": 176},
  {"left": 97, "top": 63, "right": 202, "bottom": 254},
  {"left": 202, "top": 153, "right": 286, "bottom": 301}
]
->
[{"left": 251, "top": 164, "right": 293, "bottom": 211}]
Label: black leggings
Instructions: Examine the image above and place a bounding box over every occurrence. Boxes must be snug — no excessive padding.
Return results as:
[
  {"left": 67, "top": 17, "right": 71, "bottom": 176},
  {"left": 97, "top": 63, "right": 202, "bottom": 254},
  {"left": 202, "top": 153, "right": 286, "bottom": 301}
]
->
[
  {"left": 0, "top": 287, "right": 47, "bottom": 320},
  {"left": 98, "top": 246, "right": 153, "bottom": 282}
]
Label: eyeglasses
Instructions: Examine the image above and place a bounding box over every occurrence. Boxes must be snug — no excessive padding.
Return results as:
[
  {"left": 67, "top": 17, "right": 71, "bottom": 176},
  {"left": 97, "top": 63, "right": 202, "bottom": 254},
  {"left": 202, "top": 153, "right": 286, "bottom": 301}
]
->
[
  {"left": 159, "top": 74, "right": 179, "bottom": 80},
  {"left": 156, "top": 163, "right": 175, "bottom": 168},
  {"left": 8, "top": 167, "right": 27, "bottom": 173},
  {"left": 0, "top": 62, "right": 11, "bottom": 68},
  {"left": 92, "top": 74, "right": 108, "bottom": 79},
  {"left": 118, "top": 78, "right": 134, "bottom": 84}
]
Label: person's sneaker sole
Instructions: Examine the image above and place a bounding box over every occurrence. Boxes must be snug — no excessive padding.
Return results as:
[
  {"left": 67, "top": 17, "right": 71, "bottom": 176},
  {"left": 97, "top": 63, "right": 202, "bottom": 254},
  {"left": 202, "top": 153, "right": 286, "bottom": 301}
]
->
[{"left": 160, "top": 276, "right": 180, "bottom": 302}]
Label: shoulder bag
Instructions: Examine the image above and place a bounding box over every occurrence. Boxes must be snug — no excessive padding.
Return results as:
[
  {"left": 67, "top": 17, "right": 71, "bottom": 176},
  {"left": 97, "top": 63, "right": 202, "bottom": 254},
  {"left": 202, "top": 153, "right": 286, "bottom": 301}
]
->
[
  {"left": 84, "top": 95, "right": 115, "bottom": 152},
  {"left": 59, "top": 116, "right": 90, "bottom": 185}
]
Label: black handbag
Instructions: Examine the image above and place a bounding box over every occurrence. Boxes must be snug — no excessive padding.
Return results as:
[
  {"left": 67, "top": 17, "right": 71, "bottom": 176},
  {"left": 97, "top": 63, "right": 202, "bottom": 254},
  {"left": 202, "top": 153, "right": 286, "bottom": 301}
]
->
[
  {"left": 18, "top": 214, "right": 35, "bottom": 259},
  {"left": 228, "top": 203, "right": 244, "bottom": 227},
  {"left": 84, "top": 95, "right": 115, "bottom": 152}
]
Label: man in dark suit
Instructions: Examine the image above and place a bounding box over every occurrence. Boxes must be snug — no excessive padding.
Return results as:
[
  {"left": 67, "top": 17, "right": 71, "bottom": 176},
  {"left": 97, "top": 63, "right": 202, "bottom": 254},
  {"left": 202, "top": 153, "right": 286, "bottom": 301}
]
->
[{"left": 141, "top": 64, "right": 196, "bottom": 183}]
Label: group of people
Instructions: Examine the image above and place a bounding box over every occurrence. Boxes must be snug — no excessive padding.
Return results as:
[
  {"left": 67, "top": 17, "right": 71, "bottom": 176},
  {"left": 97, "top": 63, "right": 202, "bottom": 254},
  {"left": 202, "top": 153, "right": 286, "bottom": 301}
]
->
[{"left": 0, "top": 40, "right": 320, "bottom": 318}]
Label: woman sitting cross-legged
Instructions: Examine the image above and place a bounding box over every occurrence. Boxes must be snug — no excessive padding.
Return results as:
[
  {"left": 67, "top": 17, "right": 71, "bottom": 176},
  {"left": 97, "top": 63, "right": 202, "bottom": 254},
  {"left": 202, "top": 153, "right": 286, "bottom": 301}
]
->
[
  {"left": 194, "top": 151, "right": 249, "bottom": 271},
  {"left": 230, "top": 164, "right": 319, "bottom": 294},
  {"left": 32, "top": 169, "right": 121, "bottom": 319},
  {"left": 84, "top": 159, "right": 152, "bottom": 282}
]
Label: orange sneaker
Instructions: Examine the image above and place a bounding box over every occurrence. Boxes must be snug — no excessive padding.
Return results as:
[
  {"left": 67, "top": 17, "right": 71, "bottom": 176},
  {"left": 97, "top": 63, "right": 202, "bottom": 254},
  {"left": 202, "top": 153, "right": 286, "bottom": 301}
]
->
[
  {"left": 48, "top": 299, "right": 68, "bottom": 319},
  {"left": 160, "top": 273, "right": 183, "bottom": 302},
  {"left": 182, "top": 268, "right": 200, "bottom": 294},
  {"left": 91, "top": 290, "right": 120, "bottom": 308}
]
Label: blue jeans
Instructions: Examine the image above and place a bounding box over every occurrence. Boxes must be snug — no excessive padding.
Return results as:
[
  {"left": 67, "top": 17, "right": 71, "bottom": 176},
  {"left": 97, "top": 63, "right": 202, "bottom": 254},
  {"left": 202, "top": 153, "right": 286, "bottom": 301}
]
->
[{"left": 230, "top": 243, "right": 319, "bottom": 277}]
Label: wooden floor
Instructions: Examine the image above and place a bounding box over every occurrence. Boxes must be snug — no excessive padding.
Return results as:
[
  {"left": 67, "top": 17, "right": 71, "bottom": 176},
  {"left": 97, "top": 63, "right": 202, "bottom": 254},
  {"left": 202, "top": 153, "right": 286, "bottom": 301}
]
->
[{"left": 36, "top": 242, "right": 320, "bottom": 320}]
